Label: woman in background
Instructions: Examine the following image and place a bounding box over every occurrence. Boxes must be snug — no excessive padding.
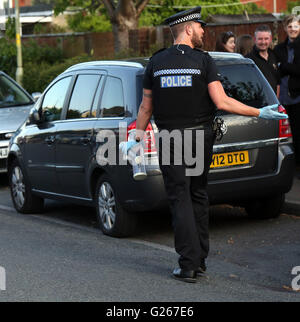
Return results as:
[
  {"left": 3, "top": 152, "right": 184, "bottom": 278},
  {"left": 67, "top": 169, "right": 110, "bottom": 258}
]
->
[
  {"left": 235, "top": 34, "right": 254, "bottom": 56},
  {"left": 215, "top": 31, "right": 236, "bottom": 52}
]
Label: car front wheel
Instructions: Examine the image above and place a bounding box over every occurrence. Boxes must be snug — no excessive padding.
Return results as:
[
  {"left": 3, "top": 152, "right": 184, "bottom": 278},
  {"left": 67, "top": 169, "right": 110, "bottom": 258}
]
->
[
  {"left": 245, "top": 193, "right": 285, "bottom": 219},
  {"left": 9, "top": 159, "right": 44, "bottom": 214},
  {"left": 95, "top": 174, "right": 137, "bottom": 237}
]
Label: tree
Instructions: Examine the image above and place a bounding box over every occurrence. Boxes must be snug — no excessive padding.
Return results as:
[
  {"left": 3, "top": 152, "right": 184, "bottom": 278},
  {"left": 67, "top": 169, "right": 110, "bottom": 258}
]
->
[
  {"left": 53, "top": 0, "right": 266, "bottom": 53},
  {"left": 54, "top": 0, "right": 150, "bottom": 53},
  {"left": 103, "top": 0, "right": 149, "bottom": 52},
  {"left": 139, "top": 0, "right": 266, "bottom": 26}
]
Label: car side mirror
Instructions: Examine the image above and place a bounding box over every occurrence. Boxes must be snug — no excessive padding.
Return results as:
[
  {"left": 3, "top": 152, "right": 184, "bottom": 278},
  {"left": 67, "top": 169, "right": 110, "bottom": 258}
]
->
[
  {"left": 31, "top": 92, "right": 42, "bottom": 102},
  {"left": 28, "top": 108, "right": 42, "bottom": 125}
]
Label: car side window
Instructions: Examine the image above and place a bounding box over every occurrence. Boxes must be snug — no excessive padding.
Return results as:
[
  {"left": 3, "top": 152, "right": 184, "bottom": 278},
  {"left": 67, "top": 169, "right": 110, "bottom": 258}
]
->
[
  {"left": 66, "top": 74, "right": 101, "bottom": 119},
  {"left": 41, "top": 76, "right": 72, "bottom": 122},
  {"left": 100, "top": 76, "right": 125, "bottom": 118}
]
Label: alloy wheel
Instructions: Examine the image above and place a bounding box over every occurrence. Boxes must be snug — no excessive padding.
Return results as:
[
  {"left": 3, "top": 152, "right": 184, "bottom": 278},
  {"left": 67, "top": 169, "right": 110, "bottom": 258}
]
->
[
  {"left": 11, "top": 166, "right": 26, "bottom": 209},
  {"left": 98, "top": 181, "right": 116, "bottom": 231}
]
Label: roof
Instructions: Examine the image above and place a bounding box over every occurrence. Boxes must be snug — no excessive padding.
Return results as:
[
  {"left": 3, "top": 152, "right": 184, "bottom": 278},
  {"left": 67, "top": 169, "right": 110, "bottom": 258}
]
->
[
  {"left": 0, "top": 5, "right": 53, "bottom": 25},
  {"left": 65, "top": 61, "right": 145, "bottom": 72},
  {"left": 65, "top": 52, "right": 252, "bottom": 72}
]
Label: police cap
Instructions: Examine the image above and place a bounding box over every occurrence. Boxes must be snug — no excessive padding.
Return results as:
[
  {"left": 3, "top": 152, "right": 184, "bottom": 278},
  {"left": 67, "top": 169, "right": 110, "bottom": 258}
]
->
[{"left": 164, "top": 6, "right": 206, "bottom": 27}]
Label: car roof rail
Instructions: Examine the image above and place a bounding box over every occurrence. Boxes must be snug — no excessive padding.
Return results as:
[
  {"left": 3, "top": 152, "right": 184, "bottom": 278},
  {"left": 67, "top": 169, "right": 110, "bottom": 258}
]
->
[
  {"left": 65, "top": 61, "right": 144, "bottom": 72},
  {"left": 208, "top": 52, "right": 244, "bottom": 59}
]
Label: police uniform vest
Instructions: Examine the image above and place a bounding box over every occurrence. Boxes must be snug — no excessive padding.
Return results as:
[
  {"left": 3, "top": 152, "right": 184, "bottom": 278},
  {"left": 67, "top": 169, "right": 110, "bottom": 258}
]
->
[{"left": 143, "top": 45, "right": 220, "bottom": 130}]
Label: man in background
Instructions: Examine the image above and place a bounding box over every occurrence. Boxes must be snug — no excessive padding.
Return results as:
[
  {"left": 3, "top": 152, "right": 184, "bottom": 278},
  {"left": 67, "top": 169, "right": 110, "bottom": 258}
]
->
[{"left": 246, "top": 25, "right": 280, "bottom": 97}]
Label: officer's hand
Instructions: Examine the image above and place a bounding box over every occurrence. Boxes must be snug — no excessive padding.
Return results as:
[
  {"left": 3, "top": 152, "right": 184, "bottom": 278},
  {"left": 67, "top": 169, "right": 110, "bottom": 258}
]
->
[
  {"left": 119, "top": 140, "right": 140, "bottom": 155},
  {"left": 258, "top": 104, "right": 288, "bottom": 120}
]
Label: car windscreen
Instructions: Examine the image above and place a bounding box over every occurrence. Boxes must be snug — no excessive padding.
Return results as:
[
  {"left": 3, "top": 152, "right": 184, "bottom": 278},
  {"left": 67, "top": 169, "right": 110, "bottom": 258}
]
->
[
  {"left": 217, "top": 64, "right": 278, "bottom": 108},
  {"left": 0, "top": 75, "right": 32, "bottom": 108}
]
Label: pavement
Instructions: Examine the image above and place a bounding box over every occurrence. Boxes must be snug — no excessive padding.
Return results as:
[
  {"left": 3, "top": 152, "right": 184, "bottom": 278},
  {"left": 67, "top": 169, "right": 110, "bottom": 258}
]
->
[{"left": 284, "top": 171, "right": 300, "bottom": 215}]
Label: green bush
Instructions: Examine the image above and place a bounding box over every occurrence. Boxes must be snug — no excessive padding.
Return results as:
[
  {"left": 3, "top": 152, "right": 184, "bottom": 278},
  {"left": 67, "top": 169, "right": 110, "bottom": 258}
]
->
[
  {"left": 67, "top": 11, "right": 112, "bottom": 32},
  {"left": 23, "top": 55, "right": 95, "bottom": 93},
  {"left": 22, "top": 39, "right": 64, "bottom": 65},
  {"left": 286, "top": 1, "right": 300, "bottom": 14},
  {"left": 0, "top": 38, "right": 17, "bottom": 76},
  {"left": 0, "top": 37, "right": 64, "bottom": 79}
]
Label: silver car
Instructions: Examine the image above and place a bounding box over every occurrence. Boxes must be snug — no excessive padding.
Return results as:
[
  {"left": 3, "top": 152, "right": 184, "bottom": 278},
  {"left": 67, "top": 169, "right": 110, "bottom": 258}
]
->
[
  {"left": 7, "top": 54, "right": 295, "bottom": 237},
  {"left": 0, "top": 71, "right": 35, "bottom": 172}
]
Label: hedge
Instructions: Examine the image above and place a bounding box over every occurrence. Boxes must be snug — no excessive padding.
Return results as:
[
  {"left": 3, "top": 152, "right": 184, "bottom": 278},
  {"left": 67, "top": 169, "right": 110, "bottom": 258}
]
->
[
  {"left": 23, "top": 55, "right": 95, "bottom": 94},
  {"left": 0, "top": 36, "right": 141, "bottom": 94}
]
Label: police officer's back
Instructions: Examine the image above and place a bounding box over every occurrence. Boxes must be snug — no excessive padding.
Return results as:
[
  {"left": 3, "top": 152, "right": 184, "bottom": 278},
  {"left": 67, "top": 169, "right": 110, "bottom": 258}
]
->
[{"left": 143, "top": 46, "right": 220, "bottom": 130}]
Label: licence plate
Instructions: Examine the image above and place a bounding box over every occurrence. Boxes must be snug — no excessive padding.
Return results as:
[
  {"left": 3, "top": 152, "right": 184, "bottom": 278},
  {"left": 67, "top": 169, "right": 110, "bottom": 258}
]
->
[
  {"left": 0, "top": 148, "right": 8, "bottom": 159},
  {"left": 210, "top": 150, "right": 249, "bottom": 168}
]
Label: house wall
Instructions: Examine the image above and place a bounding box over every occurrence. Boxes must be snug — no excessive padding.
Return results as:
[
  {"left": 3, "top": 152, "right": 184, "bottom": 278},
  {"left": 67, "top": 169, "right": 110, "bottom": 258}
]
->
[
  {"left": 256, "top": 0, "right": 299, "bottom": 13},
  {"left": 12, "top": 0, "right": 32, "bottom": 7}
]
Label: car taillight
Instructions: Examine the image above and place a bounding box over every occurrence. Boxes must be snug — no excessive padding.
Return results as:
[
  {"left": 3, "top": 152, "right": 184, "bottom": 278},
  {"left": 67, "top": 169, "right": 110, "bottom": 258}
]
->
[
  {"left": 278, "top": 105, "right": 292, "bottom": 138},
  {"left": 127, "top": 120, "right": 157, "bottom": 153}
]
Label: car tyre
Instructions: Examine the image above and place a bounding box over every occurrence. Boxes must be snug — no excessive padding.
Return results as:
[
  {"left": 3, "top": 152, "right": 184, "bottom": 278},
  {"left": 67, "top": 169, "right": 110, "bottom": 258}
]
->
[
  {"left": 95, "top": 174, "right": 137, "bottom": 237},
  {"left": 245, "top": 193, "right": 285, "bottom": 219},
  {"left": 9, "top": 159, "right": 44, "bottom": 214}
]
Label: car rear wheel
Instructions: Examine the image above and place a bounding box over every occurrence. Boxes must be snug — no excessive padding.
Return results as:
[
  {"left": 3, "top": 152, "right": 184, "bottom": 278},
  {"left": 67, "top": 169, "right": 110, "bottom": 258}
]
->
[
  {"left": 95, "top": 174, "right": 137, "bottom": 237},
  {"left": 9, "top": 159, "right": 44, "bottom": 214},
  {"left": 245, "top": 193, "right": 285, "bottom": 219}
]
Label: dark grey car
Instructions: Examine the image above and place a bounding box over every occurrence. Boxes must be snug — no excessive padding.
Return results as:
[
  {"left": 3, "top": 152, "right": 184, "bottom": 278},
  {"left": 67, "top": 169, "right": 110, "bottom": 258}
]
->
[
  {"left": 7, "top": 53, "right": 295, "bottom": 237},
  {"left": 0, "top": 71, "right": 34, "bottom": 173}
]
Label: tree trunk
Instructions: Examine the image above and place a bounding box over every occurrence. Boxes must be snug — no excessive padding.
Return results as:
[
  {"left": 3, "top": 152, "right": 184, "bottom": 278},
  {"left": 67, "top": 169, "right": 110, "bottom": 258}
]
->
[
  {"left": 102, "top": 0, "right": 150, "bottom": 54},
  {"left": 112, "top": 14, "right": 138, "bottom": 53}
]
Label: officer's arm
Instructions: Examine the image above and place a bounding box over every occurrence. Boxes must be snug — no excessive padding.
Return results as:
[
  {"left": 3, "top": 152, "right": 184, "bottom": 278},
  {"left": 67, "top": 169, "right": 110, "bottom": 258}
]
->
[
  {"left": 208, "top": 81, "right": 259, "bottom": 117},
  {"left": 136, "top": 89, "right": 153, "bottom": 141}
]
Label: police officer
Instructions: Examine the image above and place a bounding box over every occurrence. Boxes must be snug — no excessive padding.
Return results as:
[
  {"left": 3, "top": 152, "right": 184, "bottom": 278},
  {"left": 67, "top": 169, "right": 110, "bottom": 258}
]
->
[{"left": 121, "top": 6, "right": 287, "bottom": 283}]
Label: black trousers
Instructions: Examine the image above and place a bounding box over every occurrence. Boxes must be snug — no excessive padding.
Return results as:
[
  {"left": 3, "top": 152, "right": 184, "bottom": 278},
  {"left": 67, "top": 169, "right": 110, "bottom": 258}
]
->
[
  {"left": 158, "top": 126, "right": 215, "bottom": 270},
  {"left": 285, "top": 102, "right": 300, "bottom": 165}
]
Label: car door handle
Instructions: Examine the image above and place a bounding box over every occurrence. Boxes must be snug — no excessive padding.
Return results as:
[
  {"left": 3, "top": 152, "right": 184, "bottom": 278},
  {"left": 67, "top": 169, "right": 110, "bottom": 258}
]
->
[
  {"left": 80, "top": 136, "right": 91, "bottom": 145},
  {"left": 45, "top": 136, "right": 55, "bottom": 145}
]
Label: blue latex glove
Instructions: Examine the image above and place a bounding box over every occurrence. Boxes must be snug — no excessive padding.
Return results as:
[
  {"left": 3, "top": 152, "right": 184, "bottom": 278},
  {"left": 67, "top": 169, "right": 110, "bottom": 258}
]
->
[
  {"left": 258, "top": 104, "right": 288, "bottom": 120},
  {"left": 119, "top": 140, "right": 140, "bottom": 155}
]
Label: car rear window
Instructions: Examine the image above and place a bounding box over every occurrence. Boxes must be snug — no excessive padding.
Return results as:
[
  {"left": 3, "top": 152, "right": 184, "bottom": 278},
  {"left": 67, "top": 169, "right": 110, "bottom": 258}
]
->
[
  {"left": 137, "top": 63, "right": 277, "bottom": 113},
  {"left": 217, "top": 64, "right": 277, "bottom": 108},
  {"left": 0, "top": 75, "right": 32, "bottom": 108}
]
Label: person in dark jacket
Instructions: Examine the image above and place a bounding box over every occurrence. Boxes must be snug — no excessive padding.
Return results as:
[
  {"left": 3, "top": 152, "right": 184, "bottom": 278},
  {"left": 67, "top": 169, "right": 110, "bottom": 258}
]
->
[
  {"left": 246, "top": 25, "right": 280, "bottom": 96},
  {"left": 274, "top": 15, "right": 300, "bottom": 165}
]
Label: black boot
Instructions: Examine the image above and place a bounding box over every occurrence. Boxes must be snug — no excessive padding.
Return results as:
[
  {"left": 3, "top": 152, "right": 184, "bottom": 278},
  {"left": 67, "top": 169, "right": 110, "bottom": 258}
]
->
[
  {"left": 196, "top": 259, "right": 207, "bottom": 275},
  {"left": 172, "top": 268, "right": 197, "bottom": 283}
]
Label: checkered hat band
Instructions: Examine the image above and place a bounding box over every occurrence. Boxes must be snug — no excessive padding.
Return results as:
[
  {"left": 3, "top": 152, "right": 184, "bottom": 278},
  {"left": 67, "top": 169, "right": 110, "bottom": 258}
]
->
[
  {"left": 169, "top": 13, "right": 202, "bottom": 26},
  {"left": 154, "top": 69, "right": 201, "bottom": 77}
]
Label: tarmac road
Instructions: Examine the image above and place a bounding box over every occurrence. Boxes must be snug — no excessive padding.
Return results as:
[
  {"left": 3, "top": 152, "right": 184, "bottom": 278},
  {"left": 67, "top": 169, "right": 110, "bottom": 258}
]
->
[{"left": 0, "top": 174, "right": 299, "bottom": 302}]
